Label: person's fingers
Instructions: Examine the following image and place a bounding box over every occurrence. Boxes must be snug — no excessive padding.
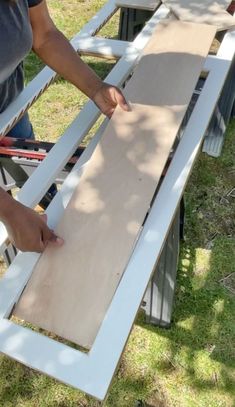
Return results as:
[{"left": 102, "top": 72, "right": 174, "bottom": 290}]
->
[
  {"left": 39, "top": 233, "right": 47, "bottom": 252},
  {"left": 48, "top": 232, "right": 64, "bottom": 246},
  {"left": 41, "top": 223, "right": 64, "bottom": 249},
  {"left": 106, "top": 107, "right": 115, "bottom": 119},
  {"left": 93, "top": 83, "right": 130, "bottom": 117},
  {"left": 41, "top": 213, "right": 47, "bottom": 223},
  {"left": 36, "top": 211, "right": 63, "bottom": 251},
  {"left": 113, "top": 88, "right": 131, "bottom": 112}
]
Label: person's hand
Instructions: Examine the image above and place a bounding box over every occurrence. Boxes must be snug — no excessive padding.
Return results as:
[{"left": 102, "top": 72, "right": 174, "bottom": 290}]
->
[
  {"left": 92, "top": 82, "right": 130, "bottom": 118},
  {"left": 3, "top": 199, "right": 63, "bottom": 253}
]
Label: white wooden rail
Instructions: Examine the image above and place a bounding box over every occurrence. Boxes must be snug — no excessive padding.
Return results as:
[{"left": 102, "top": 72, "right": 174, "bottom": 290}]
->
[{"left": 0, "top": 0, "right": 234, "bottom": 400}]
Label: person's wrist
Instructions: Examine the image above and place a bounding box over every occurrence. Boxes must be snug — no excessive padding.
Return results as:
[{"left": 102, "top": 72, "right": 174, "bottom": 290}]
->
[
  {"left": 0, "top": 191, "right": 17, "bottom": 222},
  {"left": 90, "top": 81, "right": 105, "bottom": 102},
  {"left": 0, "top": 192, "right": 21, "bottom": 223}
]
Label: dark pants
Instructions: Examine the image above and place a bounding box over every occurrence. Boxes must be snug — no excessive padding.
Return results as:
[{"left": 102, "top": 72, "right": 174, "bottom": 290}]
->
[
  {"left": 7, "top": 112, "right": 35, "bottom": 139},
  {"left": 6, "top": 113, "right": 57, "bottom": 201}
]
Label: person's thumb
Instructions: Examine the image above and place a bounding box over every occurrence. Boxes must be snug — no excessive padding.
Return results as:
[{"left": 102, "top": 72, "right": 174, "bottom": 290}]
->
[
  {"left": 40, "top": 221, "right": 64, "bottom": 251},
  {"left": 48, "top": 230, "right": 64, "bottom": 246},
  {"left": 41, "top": 213, "right": 47, "bottom": 224},
  {"left": 115, "top": 89, "right": 131, "bottom": 112}
]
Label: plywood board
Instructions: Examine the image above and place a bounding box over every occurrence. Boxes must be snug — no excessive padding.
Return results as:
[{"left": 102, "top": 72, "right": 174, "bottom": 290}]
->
[
  {"left": 14, "top": 20, "right": 216, "bottom": 349},
  {"left": 162, "top": 0, "right": 235, "bottom": 31},
  {"left": 115, "top": 0, "right": 159, "bottom": 10}
]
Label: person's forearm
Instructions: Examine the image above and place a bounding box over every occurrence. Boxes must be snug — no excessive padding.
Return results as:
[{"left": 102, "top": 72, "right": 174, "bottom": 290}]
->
[
  {"left": 33, "top": 28, "right": 103, "bottom": 100},
  {"left": 0, "top": 187, "right": 16, "bottom": 223},
  {"left": 29, "top": 1, "right": 128, "bottom": 118}
]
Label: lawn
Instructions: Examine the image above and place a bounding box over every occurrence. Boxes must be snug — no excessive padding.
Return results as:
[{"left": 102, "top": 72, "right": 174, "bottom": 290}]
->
[{"left": 0, "top": 0, "right": 234, "bottom": 406}]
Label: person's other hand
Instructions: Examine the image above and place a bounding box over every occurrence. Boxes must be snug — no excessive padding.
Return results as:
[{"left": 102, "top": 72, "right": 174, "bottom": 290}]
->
[
  {"left": 93, "top": 82, "right": 130, "bottom": 118},
  {"left": 4, "top": 200, "right": 63, "bottom": 253}
]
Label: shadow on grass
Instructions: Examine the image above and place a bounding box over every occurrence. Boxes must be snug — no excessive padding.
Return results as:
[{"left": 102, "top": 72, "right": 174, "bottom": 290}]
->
[
  {"left": 105, "top": 375, "right": 156, "bottom": 407},
  {"left": 135, "top": 120, "right": 235, "bottom": 404},
  {"left": 138, "top": 238, "right": 235, "bottom": 400},
  {"left": 0, "top": 355, "right": 95, "bottom": 407},
  {"left": 0, "top": 357, "right": 42, "bottom": 405},
  {"left": 0, "top": 356, "right": 160, "bottom": 406}
]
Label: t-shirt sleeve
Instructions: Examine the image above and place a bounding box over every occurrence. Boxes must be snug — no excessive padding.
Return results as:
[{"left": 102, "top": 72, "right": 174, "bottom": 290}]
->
[{"left": 27, "top": 0, "right": 43, "bottom": 7}]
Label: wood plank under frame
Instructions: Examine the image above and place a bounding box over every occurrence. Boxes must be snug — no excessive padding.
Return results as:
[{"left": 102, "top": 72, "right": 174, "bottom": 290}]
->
[
  {"left": 162, "top": 0, "right": 235, "bottom": 31},
  {"left": 14, "top": 20, "right": 216, "bottom": 349}
]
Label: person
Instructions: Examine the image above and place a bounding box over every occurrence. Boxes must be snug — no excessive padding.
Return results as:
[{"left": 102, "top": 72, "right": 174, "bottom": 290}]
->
[{"left": 0, "top": 0, "right": 129, "bottom": 253}]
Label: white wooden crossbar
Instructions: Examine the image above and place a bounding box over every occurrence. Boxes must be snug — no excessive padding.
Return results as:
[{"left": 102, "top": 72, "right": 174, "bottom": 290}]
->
[
  {"left": 0, "top": 0, "right": 235, "bottom": 401},
  {"left": 74, "top": 36, "right": 131, "bottom": 58}
]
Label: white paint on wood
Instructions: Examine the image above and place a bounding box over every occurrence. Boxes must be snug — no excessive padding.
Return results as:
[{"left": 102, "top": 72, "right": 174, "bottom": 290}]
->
[
  {"left": 74, "top": 37, "right": 131, "bottom": 58},
  {"left": 115, "top": 0, "right": 159, "bottom": 10}
]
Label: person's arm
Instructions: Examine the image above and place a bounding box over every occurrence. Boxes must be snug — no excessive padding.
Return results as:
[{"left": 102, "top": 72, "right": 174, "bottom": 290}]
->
[
  {"left": 0, "top": 187, "right": 63, "bottom": 253},
  {"left": 29, "top": 1, "right": 130, "bottom": 118}
]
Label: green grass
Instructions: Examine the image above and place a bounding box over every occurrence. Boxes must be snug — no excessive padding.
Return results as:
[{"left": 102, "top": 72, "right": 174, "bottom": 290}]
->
[{"left": 0, "top": 0, "right": 234, "bottom": 406}]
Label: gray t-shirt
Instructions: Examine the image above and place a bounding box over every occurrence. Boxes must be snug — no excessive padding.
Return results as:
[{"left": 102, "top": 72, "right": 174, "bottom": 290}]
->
[{"left": 0, "top": 0, "right": 43, "bottom": 113}]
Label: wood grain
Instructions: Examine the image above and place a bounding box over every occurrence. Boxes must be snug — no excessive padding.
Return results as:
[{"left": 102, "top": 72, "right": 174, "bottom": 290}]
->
[
  {"left": 162, "top": 0, "right": 235, "bottom": 31},
  {"left": 14, "top": 20, "right": 216, "bottom": 349}
]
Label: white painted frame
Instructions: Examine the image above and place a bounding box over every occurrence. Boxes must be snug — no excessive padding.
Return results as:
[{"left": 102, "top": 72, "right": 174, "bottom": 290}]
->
[
  {"left": 0, "top": 0, "right": 235, "bottom": 401},
  {"left": 115, "top": 0, "right": 160, "bottom": 11}
]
